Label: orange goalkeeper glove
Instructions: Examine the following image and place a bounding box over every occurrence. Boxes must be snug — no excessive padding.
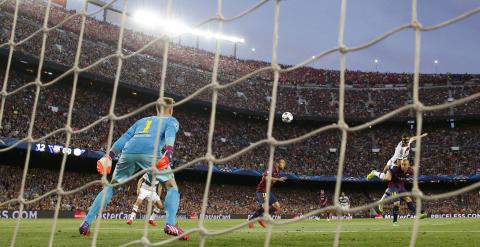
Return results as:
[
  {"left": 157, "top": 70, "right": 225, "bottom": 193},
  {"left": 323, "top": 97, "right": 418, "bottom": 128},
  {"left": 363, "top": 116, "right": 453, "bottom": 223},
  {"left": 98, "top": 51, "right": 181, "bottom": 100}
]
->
[
  {"left": 156, "top": 146, "right": 173, "bottom": 171},
  {"left": 97, "top": 151, "right": 114, "bottom": 175}
]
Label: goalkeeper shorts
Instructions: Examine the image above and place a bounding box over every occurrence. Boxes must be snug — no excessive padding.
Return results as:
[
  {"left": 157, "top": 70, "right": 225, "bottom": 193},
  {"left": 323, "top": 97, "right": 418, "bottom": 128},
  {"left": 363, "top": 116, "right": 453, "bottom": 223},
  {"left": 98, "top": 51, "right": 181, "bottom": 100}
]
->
[{"left": 113, "top": 153, "right": 174, "bottom": 183}]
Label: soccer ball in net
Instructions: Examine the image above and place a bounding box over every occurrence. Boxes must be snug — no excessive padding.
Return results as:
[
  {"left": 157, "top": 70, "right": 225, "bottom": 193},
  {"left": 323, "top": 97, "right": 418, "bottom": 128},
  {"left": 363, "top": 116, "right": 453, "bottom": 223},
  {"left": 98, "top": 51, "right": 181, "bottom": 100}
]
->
[{"left": 282, "top": 112, "right": 293, "bottom": 123}]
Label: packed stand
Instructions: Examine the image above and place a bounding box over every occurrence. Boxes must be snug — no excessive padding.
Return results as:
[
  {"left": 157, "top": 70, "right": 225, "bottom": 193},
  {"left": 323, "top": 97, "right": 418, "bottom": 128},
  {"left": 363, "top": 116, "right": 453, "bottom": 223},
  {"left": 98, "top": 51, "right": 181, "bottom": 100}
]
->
[
  {"left": 0, "top": 0, "right": 479, "bottom": 119},
  {"left": 1, "top": 71, "right": 480, "bottom": 177},
  {"left": 1, "top": 166, "right": 479, "bottom": 216}
]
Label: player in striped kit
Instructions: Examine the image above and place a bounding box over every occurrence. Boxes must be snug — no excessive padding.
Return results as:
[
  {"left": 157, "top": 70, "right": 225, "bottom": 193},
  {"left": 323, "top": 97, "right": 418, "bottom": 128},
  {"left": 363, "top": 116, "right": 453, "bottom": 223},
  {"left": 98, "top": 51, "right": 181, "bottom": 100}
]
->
[
  {"left": 79, "top": 98, "right": 189, "bottom": 240},
  {"left": 367, "top": 133, "right": 428, "bottom": 225},
  {"left": 248, "top": 159, "right": 287, "bottom": 228},
  {"left": 126, "top": 173, "right": 163, "bottom": 226},
  {"left": 318, "top": 189, "right": 331, "bottom": 221}
]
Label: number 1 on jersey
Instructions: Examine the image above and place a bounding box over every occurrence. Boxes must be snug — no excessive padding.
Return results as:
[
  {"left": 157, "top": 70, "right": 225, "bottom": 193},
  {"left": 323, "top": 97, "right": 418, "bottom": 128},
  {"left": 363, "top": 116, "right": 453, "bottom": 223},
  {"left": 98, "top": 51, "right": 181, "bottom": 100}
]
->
[{"left": 142, "top": 120, "right": 152, "bottom": 133}]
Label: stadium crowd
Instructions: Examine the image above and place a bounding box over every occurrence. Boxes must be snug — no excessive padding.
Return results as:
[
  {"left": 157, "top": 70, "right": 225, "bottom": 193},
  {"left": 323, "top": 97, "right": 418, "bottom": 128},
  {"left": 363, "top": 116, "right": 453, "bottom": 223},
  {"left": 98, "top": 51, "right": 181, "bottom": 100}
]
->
[
  {"left": 0, "top": 0, "right": 479, "bottom": 119},
  {"left": 1, "top": 166, "right": 479, "bottom": 216},
  {"left": 1, "top": 71, "right": 479, "bottom": 177},
  {"left": 0, "top": 0, "right": 479, "bottom": 217}
]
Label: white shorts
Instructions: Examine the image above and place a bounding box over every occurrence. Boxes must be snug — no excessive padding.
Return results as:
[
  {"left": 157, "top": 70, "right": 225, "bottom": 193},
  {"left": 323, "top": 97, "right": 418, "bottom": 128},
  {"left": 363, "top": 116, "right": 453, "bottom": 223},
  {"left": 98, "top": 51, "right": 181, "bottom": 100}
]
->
[
  {"left": 138, "top": 188, "right": 160, "bottom": 202},
  {"left": 341, "top": 205, "right": 349, "bottom": 211}
]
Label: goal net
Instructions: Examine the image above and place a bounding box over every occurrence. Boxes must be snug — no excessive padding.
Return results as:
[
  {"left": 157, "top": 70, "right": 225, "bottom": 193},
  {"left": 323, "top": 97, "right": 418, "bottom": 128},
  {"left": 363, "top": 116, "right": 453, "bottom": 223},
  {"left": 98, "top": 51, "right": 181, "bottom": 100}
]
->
[{"left": 0, "top": 0, "right": 479, "bottom": 246}]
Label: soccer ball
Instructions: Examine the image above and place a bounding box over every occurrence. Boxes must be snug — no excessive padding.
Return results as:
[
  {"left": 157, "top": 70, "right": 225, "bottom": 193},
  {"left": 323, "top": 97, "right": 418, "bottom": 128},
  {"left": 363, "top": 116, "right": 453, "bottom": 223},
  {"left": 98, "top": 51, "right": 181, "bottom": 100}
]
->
[{"left": 282, "top": 112, "right": 293, "bottom": 123}]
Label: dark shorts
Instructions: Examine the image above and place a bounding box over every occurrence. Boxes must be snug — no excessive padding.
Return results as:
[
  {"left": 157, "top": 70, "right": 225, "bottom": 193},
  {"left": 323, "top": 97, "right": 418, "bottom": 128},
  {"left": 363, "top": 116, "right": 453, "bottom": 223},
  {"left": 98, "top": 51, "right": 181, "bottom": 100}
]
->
[
  {"left": 256, "top": 192, "right": 278, "bottom": 206},
  {"left": 385, "top": 187, "right": 408, "bottom": 202}
]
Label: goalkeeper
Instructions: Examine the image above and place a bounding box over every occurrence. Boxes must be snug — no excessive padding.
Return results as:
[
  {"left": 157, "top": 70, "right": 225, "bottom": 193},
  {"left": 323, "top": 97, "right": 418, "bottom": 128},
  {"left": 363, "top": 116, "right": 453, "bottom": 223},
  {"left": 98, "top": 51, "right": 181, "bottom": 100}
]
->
[{"left": 79, "top": 97, "right": 189, "bottom": 240}]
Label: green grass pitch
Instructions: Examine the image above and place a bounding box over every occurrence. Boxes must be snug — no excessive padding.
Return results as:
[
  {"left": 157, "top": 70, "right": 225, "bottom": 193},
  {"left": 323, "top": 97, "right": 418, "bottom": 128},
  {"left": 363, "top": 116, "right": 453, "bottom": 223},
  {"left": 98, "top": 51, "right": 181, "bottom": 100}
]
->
[{"left": 1, "top": 218, "right": 479, "bottom": 246}]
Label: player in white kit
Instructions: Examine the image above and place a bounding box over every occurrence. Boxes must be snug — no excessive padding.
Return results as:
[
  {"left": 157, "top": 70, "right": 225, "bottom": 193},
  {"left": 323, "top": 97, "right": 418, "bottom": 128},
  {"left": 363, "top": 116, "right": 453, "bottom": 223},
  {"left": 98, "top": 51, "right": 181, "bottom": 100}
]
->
[
  {"left": 339, "top": 192, "right": 351, "bottom": 218},
  {"left": 367, "top": 133, "right": 427, "bottom": 181},
  {"left": 127, "top": 173, "right": 163, "bottom": 226},
  {"left": 367, "top": 133, "right": 427, "bottom": 218}
]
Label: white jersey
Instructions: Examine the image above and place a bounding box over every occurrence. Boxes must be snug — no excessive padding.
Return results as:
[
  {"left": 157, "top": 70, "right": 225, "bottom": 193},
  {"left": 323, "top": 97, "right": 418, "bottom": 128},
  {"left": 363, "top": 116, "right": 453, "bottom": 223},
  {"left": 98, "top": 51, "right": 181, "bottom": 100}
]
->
[
  {"left": 339, "top": 196, "right": 350, "bottom": 207},
  {"left": 391, "top": 140, "right": 413, "bottom": 162},
  {"left": 141, "top": 173, "right": 160, "bottom": 192},
  {"left": 138, "top": 174, "right": 161, "bottom": 202}
]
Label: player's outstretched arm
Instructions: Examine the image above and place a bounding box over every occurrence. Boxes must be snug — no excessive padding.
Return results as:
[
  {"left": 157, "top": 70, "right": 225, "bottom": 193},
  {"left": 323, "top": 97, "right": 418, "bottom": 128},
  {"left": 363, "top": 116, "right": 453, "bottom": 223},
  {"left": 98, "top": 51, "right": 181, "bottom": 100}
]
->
[
  {"left": 97, "top": 121, "right": 140, "bottom": 175},
  {"left": 409, "top": 133, "right": 428, "bottom": 142}
]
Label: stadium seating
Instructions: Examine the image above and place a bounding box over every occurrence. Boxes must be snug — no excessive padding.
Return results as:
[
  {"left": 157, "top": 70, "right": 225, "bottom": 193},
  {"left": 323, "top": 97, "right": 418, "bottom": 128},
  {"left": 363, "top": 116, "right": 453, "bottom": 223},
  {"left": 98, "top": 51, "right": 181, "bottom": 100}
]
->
[
  {"left": 0, "top": 0, "right": 479, "bottom": 119},
  {"left": 1, "top": 71, "right": 479, "bottom": 177},
  {"left": 0, "top": 166, "right": 478, "bottom": 215},
  {"left": 0, "top": 0, "right": 479, "bottom": 219}
]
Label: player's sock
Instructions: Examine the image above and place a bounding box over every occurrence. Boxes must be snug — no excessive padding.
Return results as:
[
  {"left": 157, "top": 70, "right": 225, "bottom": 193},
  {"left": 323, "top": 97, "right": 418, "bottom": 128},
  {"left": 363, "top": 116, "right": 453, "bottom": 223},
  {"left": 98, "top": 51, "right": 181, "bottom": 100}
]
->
[
  {"left": 393, "top": 205, "right": 399, "bottom": 223},
  {"left": 165, "top": 187, "right": 180, "bottom": 225},
  {"left": 250, "top": 207, "right": 265, "bottom": 219},
  {"left": 85, "top": 186, "right": 115, "bottom": 225},
  {"left": 373, "top": 171, "right": 386, "bottom": 180},
  {"left": 407, "top": 201, "right": 416, "bottom": 212},
  {"left": 130, "top": 205, "right": 139, "bottom": 220},
  {"left": 150, "top": 207, "right": 160, "bottom": 221}
]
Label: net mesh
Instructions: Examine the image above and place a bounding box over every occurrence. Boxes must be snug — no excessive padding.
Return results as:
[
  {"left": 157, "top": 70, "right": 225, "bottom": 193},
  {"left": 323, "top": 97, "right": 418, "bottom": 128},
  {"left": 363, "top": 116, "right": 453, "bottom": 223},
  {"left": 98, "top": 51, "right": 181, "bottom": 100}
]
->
[{"left": 0, "top": 0, "right": 479, "bottom": 246}]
